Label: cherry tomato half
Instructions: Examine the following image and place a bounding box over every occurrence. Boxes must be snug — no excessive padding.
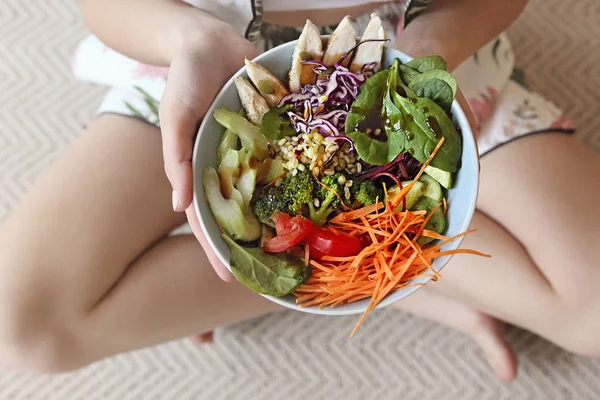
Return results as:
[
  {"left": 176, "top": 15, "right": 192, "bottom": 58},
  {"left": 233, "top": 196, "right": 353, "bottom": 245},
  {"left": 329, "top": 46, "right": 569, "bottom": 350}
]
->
[
  {"left": 304, "top": 226, "right": 362, "bottom": 260},
  {"left": 263, "top": 212, "right": 312, "bottom": 253}
]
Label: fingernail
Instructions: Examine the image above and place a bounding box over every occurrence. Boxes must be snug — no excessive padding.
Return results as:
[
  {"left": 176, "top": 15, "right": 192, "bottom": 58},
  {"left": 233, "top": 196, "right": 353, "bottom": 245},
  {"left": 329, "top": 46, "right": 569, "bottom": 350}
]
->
[{"left": 172, "top": 190, "right": 179, "bottom": 211}]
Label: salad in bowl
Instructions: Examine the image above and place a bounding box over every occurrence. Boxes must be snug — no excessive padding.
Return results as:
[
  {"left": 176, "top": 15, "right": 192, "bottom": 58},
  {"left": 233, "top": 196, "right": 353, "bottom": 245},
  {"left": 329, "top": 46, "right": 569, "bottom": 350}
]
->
[{"left": 193, "top": 15, "right": 483, "bottom": 335}]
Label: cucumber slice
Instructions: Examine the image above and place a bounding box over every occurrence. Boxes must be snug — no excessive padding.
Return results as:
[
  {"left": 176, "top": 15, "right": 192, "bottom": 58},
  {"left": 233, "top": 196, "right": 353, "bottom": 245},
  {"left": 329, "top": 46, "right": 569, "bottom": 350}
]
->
[
  {"left": 389, "top": 181, "right": 425, "bottom": 211},
  {"left": 214, "top": 108, "right": 269, "bottom": 161},
  {"left": 424, "top": 166, "right": 453, "bottom": 189},
  {"left": 403, "top": 181, "right": 425, "bottom": 209},
  {"left": 419, "top": 174, "right": 443, "bottom": 201},
  {"left": 217, "top": 129, "right": 240, "bottom": 165},
  {"left": 217, "top": 109, "right": 244, "bottom": 165},
  {"left": 410, "top": 196, "right": 446, "bottom": 244}
]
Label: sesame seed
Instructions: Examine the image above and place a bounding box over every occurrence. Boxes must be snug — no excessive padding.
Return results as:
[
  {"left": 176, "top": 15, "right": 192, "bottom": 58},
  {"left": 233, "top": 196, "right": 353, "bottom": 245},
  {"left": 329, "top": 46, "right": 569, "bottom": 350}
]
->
[
  {"left": 291, "top": 169, "right": 298, "bottom": 176},
  {"left": 346, "top": 180, "right": 353, "bottom": 187},
  {"left": 298, "top": 163, "right": 306, "bottom": 172},
  {"left": 313, "top": 198, "right": 320, "bottom": 207},
  {"left": 356, "top": 162, "right": 362, "bottom": 173},
  {"left": 337, "top": 175, "right": 346, "bottom": 185}
]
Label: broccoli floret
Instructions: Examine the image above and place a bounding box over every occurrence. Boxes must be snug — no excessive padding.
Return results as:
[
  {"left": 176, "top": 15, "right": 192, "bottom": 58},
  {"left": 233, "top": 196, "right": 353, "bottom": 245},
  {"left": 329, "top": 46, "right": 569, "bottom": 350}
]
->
[
  {"left": 280, "top": 169, "right": 315, "bottom": 215},
  {"left": 252, "top": 169, "right": 315, "bottom": 226},
  {"left": 253, "top": 185, "right": 289, "bottom": 226},
  {"left": 309, "top": 173, "right": 343, "bottom": 226},
  {"left": 351, "top": 179, "right": 384, "bottom": 206}
]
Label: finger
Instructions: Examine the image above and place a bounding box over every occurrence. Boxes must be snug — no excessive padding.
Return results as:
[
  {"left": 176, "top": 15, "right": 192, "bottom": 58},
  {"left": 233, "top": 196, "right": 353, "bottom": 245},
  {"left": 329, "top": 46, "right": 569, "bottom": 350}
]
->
[
  {"left": 159, "top": 80, "right": 199, "bottom": 212},
  {"left": 185, "top": 205, "right": 235, "bottom": 282}
]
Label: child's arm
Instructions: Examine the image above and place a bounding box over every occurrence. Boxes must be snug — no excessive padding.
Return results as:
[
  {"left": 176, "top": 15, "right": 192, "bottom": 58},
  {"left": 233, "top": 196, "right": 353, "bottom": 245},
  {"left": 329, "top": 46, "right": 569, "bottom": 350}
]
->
[
  {"left": 396, "top": 0, "right": 529, "bottom": 70},
  {"left": 76, "top": 0, "right": 246, "bottom": 66}
]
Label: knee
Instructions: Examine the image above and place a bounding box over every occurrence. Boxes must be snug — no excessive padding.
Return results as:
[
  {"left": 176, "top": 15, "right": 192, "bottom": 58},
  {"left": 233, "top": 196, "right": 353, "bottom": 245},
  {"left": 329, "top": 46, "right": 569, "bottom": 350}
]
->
[
  {"left": 555, "top": 308, "right": 600, "bottom": 358},
  {"left": 0, "top": 245, "right": 89, "bottom": 373},
  {"left": 0, "top": 313, "right": 83, "bottom": 373}
]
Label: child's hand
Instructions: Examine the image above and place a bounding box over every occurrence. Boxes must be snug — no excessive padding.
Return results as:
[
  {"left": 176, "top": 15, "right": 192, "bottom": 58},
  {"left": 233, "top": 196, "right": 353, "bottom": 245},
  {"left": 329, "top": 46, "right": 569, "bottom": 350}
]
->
[{"left": 159, "top": 32, "right": 256, "bottom": 280}]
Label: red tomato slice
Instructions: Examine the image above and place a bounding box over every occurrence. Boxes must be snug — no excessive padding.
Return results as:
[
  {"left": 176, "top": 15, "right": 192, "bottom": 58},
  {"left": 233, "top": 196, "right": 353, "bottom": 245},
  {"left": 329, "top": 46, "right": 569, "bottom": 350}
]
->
[
  {"left": 304, "top": 226, "right": 362, "bottom": 260},
  {"left": 263, "top": 212, "right": 312, "bottom": 253}
]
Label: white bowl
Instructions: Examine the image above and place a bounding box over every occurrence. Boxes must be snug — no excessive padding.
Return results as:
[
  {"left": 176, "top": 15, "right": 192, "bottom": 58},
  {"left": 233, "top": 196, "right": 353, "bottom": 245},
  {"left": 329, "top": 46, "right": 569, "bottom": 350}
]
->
[{"left": 193, "top": 39, "right": 479, "bottom": 316}]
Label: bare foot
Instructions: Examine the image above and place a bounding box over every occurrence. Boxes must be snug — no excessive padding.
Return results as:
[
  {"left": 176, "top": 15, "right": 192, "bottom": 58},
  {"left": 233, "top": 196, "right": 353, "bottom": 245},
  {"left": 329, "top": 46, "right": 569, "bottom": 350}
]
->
[
  {"left": 470, "top": 314, "right": 517, "bottom": 382},
  {"left": 393, "top": 288, "right": 517, "bottom": 381}
]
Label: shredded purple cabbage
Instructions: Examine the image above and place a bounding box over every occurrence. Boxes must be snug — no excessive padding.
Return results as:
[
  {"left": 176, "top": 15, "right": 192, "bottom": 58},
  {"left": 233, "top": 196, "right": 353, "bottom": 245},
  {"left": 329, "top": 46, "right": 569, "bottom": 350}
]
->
[{"left": 278, "top": 61, "right": 375, "bottom": 137}]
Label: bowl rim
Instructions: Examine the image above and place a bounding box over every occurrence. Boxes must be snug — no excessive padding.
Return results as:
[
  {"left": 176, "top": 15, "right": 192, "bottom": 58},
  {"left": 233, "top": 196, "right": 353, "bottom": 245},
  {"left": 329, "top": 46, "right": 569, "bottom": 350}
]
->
[{"left": 192, "top": 38, "right": 480, "bottom": 316}]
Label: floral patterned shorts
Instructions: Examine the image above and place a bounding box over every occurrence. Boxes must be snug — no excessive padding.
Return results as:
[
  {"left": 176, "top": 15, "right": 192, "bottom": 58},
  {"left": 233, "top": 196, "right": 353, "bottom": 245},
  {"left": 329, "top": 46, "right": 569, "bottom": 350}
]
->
[{"left": 72, "top": 4, "right": 574, "bottom": 157}]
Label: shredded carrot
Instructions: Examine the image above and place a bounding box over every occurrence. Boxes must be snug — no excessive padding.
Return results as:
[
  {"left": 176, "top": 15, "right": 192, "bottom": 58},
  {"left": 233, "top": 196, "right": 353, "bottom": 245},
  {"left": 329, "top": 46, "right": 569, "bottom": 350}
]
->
[
  {"left": 443, "top": 197, "right": 447, "bottom": 216},
  {"left": 304, "top": 244, "right": 310, "bottom": 267},
  {"left": 293, "top": 136, "right": 488, "bottom": 337}
]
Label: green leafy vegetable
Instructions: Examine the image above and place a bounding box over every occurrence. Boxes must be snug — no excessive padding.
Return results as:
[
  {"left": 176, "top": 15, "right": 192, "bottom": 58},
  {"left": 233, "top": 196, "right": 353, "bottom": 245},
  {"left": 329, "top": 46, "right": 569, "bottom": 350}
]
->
[
  {"left": 398, "top": 64, "right": 421, "bottom": 85},
  {"left": 223, "top": 235, "right": 310, "bottom": 296},
  {"left": 260, "top": 105, "right": 297, "bottom": 140},
  {"left": 409, "top": 78, "right": 454, "bottom": 113},
  {"left": 346, "top": 64, "right": 407, "bottom": 166},
  {"left": 392, "top": 92, "right": 461, "bottom": 172},
  {"left": 345, "top": 69, "right": 390, "bottom": 134},
  {"left": 408, "top": 70, "right": 457, "bottom": 99},
  {"left": 405, "top": 55, "right": 447, "bottom": 73},
  {"left": 347, "top": 130, "right": 405, "bottom": 166}
]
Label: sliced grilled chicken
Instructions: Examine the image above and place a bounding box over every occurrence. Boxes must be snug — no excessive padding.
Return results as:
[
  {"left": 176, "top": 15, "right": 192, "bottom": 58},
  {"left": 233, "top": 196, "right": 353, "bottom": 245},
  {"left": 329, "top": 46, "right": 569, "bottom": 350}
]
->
[
  {"left": 289, "top": 19, "right": 323, "bottom": 92},
  {"left": 234, "top": 77, "right": 270, "bottom": 125},
  {"left": 349, "top": 14, "right": 385, "bottom": 73},
  {"left": 244, "top": 59, "right": 289, "bottom": 107},
  {"left": 322, "top": 16, "right": 356, "bottom": 67}
]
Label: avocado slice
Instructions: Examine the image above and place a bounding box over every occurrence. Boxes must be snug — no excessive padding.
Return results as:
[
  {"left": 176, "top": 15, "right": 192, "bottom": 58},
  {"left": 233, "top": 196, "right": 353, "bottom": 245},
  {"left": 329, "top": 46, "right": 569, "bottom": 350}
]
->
[
  {"left": 424, "top": 166, "right": 453, "bottom": 189},
  {"left": 213, "top": 108, "right": 270, "bottom": 161},
  {"left": 418, "top": 173, "right": 443, "bottom": 201}
]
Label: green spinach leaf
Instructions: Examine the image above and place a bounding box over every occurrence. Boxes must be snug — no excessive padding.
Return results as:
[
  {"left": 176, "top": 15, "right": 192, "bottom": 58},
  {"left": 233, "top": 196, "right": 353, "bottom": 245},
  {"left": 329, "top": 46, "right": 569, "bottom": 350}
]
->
[
  {"left": 223, "top": 235, "right": 310, "bottom": 297},
  {"left": 398, "top": 64, "right": 420, "bottom": 85},
  {"left": 405, "top": 55, "right": 447, "bottom": 73},
  {"left": 392, "top": 92, "right": 462, "bottom": 172},
  {"left": 408, "top": 70, "right": 457, "bottom": 99},
  {"left": 409, "top": 78, "right": 454, "bottom": 113},
  {"left": 260, "top": 105, "right": 297, "bottom": 140},
  {"left": 346, "top": 61, "right": 407, "bottom": 165},
  {"left": 348, "top": 129, "right": 405, "bottom": 166},
  {"left": 345, "top": 70, "right": 390, "bottom": 134}
]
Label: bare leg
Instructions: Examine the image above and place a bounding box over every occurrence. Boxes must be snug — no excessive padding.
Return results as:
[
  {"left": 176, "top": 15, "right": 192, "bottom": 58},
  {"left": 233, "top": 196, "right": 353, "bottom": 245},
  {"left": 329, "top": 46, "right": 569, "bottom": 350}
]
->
[
  {"left": 430, "top": 134, "right": 600, "bottom": 355},
  {"left": 0, "top": 115, "right": 279, "bottom": 372},
  {"left": 393, "top": 133, "right": 600, "bottom": 379}
]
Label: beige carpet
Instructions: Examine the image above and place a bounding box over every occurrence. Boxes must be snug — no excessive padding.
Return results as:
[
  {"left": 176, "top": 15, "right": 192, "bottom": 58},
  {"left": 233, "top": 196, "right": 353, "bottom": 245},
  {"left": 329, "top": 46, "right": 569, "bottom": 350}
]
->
[{"left": 1, "top": 1, "right": 599, "bottom": 399}]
